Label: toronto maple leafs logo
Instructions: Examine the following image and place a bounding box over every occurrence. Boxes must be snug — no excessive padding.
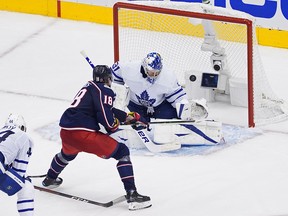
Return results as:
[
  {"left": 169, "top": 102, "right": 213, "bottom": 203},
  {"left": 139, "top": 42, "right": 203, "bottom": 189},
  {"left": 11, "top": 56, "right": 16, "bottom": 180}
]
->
[{"left": 136, "top": 90, "right": 156, "bottom": 107}]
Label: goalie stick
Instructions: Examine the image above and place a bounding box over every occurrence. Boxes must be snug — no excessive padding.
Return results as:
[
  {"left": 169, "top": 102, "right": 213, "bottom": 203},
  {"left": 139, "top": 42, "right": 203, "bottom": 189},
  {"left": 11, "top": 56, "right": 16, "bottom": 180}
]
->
[
  {"left": 34, "top": 185, "right": 126, "bottom": 207},
  {"left": 135, "top": 128, "right": 181, "bottom": 153},
  {"left": 120, "top": 125, "right": 181, "bottom": 153},
  {"left": 149, "top": 119, "right": 196, "bottom": 124}
]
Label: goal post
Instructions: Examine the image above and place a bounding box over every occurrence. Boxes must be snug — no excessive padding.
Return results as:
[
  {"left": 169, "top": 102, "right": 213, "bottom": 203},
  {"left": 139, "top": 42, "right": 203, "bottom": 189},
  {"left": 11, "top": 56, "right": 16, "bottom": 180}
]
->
[{"left": 113, "top": 1, "right": 288, "bottom": 127}]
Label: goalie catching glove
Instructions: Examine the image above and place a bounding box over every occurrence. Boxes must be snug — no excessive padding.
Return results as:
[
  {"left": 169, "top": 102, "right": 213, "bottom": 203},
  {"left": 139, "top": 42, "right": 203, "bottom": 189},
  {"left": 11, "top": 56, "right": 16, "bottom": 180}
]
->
[
  {"left": 125, "top": 112, "right": 149, "bottom": 131},
  {"left": 176, "top": 98, "right": 208, "bottom": 121}
]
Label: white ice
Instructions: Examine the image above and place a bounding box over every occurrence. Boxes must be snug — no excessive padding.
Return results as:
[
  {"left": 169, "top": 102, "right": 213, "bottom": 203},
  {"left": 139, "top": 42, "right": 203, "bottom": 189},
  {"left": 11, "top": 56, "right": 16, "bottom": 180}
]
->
[{"left": 1, "top": 11, "right": 288, "bottom": 216}]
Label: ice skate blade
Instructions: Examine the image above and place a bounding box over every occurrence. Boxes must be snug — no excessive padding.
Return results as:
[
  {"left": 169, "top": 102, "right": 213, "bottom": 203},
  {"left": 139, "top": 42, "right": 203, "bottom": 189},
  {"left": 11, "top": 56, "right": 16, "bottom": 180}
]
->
[
  {"left": 128, "top": 201, "right": 152, "bottom": 211},
  {"left": 41, "top": 184, "right": 61, "bottom": 189}
]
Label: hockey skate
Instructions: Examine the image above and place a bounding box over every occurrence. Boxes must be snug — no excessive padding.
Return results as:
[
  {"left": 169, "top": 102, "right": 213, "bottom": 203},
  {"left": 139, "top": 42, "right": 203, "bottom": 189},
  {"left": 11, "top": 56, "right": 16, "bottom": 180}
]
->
[
  {"left": 125, "top": 190, "right": 152, "bottom": 211},
  {"left": 42, "top": 176, "right": 63, "bottom": 189}
]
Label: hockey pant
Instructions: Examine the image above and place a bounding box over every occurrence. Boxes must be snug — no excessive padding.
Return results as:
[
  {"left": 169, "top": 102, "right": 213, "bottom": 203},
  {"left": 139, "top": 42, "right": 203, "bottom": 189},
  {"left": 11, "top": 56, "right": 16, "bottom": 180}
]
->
[
  {"left": 0, "top": 167, "right": 34, "bottom": 215},
  {"left": 0, "top": 167, "right": 25, "bottom": 196}
]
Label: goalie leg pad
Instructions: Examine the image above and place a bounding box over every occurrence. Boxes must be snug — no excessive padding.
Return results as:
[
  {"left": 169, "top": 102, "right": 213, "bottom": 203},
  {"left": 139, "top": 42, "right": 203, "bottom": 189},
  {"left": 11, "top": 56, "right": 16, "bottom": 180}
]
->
[
  {"left": 110, "top": 128, "right": 145, "bottom": 149},
  {"left": 0, "top": 168, "right": 25, "bottom": 196},
  {"left": 153, "top": 120, "right": 223, "bottom": 145}
]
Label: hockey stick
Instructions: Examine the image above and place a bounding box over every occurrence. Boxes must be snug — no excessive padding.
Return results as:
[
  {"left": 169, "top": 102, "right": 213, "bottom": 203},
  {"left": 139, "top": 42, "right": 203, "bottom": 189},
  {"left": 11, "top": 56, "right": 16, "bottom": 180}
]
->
[
  {"left": 134, "top": 128, "right": 181, "bottom": 153},
  {"left": 119, "top": 124, "right": 181, "bottom": 152},
  {"left": 34, "top": 185, "right": 126, "bottom": 207},
  {"left": 80, "top": 50, "right": 95, "bottom": 68},
  {"left": 149, "top": 119, "right": 196, "bottom": 124},
  {"left": 27, "top": 174, "right": 46, "bottom": 178}
]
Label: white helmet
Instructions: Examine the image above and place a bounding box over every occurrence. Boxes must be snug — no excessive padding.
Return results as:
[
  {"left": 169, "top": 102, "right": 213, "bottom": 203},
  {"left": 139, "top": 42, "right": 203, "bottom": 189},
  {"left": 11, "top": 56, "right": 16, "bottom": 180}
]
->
[{"left": 5, "top": 113, "right": 27, "bottom": 132}]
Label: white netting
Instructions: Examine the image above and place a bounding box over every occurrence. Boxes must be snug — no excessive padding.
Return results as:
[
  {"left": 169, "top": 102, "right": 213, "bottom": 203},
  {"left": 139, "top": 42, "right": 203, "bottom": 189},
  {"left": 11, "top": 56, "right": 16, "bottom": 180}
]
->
[{"left": 114, "top": 1, "right": 288, "bottom": 126}]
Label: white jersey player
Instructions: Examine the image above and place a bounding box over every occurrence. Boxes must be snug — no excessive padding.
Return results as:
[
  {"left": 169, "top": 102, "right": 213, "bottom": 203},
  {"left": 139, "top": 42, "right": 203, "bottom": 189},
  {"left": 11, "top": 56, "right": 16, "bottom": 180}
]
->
[
  {"left": 111, "top": 52, "right": 189, "bottom": 121},
  {"left": 0, "top": 114, "right": 34, "bottom": 216}
]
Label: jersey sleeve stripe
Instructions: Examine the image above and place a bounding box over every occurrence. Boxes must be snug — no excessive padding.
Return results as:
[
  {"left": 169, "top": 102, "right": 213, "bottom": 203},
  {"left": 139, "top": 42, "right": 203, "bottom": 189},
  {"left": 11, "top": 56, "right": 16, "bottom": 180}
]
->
[
  {"left": 14, "top": 159, "right": 29, "bottom": 164},
  {"left": 12, "top": 167, "right": 26, "bottom": 173},
  {"left": 165, "top": 88, "right": 185, "bottom": 99},
  {"left": 169, "top": 93, "right": 187, "bottom": 105}
]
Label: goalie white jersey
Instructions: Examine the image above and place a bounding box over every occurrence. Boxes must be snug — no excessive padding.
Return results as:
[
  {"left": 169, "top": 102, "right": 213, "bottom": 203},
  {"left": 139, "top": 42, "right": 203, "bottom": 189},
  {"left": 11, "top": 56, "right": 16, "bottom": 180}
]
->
[{"left": 111, "top": 60, "right": 187, "bottom": 108}]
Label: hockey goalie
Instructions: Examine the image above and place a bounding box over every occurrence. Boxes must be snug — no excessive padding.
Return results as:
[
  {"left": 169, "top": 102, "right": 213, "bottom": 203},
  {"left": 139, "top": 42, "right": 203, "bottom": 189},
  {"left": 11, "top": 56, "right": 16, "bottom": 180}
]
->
[{"left": 110, "top": 52, "right": 223, "bottom": 153}]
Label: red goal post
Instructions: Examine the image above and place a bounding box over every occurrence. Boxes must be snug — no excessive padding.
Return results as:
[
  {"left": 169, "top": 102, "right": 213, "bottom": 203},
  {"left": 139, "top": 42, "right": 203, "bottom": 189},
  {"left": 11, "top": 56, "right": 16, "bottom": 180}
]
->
[{"left": 113, "top": 1, "right": 287, "bottom": 127}]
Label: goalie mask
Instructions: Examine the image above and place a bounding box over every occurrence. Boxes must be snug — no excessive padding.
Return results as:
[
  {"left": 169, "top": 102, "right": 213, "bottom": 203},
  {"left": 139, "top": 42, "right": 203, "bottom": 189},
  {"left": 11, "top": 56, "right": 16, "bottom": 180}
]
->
[
  {"left": 142, "top": 52, "right": 163, "bottom": 78},
  {"left": 5, "top": 113, "right": 27, "bottom": 132},
  {"left": 93, "top": 65, "right": 112, "bottom": 84}
]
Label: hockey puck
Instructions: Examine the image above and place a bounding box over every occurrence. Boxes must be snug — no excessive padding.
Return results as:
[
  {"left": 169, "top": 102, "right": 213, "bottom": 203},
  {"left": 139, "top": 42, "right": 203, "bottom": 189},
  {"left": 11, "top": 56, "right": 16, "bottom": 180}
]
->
[{"left": 189, "top": 75, "right": 196, "bottom": 82}]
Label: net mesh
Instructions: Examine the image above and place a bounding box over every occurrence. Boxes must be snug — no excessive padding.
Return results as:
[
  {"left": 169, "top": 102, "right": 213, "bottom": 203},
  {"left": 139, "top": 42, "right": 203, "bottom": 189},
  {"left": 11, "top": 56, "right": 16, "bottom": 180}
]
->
[{"left": 114, "top": 1, "right": 288, "bottom": 126}]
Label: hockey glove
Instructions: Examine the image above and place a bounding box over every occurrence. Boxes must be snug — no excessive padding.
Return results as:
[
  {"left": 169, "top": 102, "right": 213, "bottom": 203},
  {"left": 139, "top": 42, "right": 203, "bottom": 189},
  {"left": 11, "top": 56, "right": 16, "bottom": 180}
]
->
[
  {"left": 125, "top": 112, "right": 141, "bottom": 124},
  {"left": 176, "top": 99, "right": 208, "bottom": 121},
  {"left": 125, "top": 112, "right": 148, "bottom": 130},
  {"left": 109, "top": 118, "right": 120, "bottom": 133},
  {"left": 131, "top": 121, "right": 148, "bottom": 131}
]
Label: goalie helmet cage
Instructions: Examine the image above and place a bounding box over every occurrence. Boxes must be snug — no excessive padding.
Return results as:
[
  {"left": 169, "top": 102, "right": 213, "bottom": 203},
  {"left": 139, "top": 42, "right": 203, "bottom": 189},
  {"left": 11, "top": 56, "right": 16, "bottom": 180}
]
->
[{"left": 113, "top": 1, "right": 288, "bottom": 127}]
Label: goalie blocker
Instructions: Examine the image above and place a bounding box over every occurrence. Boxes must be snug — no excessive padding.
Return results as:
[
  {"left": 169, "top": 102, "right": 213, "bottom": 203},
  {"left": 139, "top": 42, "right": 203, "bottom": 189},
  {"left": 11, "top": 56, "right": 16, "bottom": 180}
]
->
[{"left": 176, "top": 99, "right": 208, "bottom": 121}]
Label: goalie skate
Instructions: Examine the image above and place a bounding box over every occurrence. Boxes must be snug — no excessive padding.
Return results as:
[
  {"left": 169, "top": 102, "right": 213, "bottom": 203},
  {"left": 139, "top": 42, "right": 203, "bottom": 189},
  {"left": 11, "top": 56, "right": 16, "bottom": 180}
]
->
[{"left": 126, "top": 190, "right": 152, "bottom": 211}]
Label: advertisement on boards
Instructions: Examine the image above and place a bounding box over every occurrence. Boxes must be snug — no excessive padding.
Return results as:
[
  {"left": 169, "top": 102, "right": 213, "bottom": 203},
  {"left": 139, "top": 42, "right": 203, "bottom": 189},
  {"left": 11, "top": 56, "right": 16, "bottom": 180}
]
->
[
  {"left": 171, "top": 0, "right": 288, "bottom": 31},
  {"left": 64, "top": 0, "right": 288, "bottom": 31}
]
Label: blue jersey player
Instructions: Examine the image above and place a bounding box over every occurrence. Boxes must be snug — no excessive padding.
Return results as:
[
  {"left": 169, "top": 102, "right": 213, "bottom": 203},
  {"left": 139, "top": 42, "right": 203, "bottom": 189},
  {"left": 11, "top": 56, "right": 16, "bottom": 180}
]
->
[{"left": 42, "top": 65, "right": 151, "bottom": 211}]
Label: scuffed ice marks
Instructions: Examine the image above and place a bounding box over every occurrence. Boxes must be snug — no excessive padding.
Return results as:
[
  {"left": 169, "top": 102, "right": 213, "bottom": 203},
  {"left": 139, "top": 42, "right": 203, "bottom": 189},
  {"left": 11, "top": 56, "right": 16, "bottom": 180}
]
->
[{"left": 35, "top": 121, "right": 61, "bottom": 144}]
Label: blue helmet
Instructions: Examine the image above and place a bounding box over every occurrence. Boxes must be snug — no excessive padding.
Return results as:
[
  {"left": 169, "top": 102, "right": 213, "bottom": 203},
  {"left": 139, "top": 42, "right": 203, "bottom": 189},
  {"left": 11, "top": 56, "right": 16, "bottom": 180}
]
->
[{"left": 142, "top": 52, "right": 163, "bottom": 78}]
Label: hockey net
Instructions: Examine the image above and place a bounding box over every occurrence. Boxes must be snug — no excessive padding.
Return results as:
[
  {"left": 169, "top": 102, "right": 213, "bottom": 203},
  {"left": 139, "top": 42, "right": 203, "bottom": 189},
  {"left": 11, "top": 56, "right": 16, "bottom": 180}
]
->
[{"left": 113, "top": 1, "right": 288, "bottom": 127}]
